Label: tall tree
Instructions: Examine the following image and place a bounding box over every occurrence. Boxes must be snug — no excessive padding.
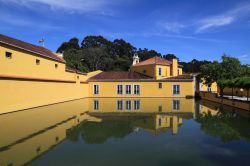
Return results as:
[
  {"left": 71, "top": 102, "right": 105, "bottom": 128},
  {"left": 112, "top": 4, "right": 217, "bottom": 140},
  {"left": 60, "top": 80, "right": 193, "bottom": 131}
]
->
[
  {"left": 82, "top": 47, "right": 110, "bottom": 71},
  {"left": 137, "top": 48, "right": 161, "bottom": 61},
  {"left": 162, "top": 54, "right": 179, "bottom": 61},
  {"left": 113, "top": 39, "right": 136, "bottom": 59},
  {"left": 57, "top": 37, "right": 80, "bottom": 53},
  {"left": 181, "top": 59, "right": 211, "bottom": 73},
  {"left": 63, "top": 49, "right": 88, "bottom": 72},
  {"left": 201, "top": 61, "right": 222, "bottom": 86}
]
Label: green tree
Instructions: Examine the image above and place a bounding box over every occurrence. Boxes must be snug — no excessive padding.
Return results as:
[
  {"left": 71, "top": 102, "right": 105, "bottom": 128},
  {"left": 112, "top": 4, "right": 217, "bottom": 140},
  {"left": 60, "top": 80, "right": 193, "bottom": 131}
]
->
[
  {"left": 201, "top": 61, "right": 222, "bottom": 86},
  {"left": 56, "top": 37, "right": 80, "bottom": 53},
  {"left": 181, "top": 59, "right": 211, "bottom": 73},
  {"left": 63, "top": 49, "right": 88, "bottom": 72},
  {"left": 221, "top": 55, "right": 242, "bottom": 79},
  {"left": 113, "top": 39, "right": 136, "bottom": 59},
  {"left": 82, "top": 47, "right": 110, "bottom": 71},
  {"left": 235, "top": 77, "right": 250, "bottom": 101},
  {"left": 137, "top": 48, "right": 161, "bottom": 61},
  {"left": 162, "top": 54, "right": 179, "bottom": 61}
]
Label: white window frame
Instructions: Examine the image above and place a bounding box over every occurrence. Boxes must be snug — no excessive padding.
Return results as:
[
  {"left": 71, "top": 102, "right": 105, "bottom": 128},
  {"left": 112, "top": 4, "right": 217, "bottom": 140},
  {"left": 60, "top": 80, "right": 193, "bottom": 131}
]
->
[
  {"left": 134, "top": 84, "right": 140, "bottom": 95},
  {"left": 134, "top": 100, "right": 141, "bottom": 110},
  {"left": 125, "top": 85, "right": 132, "bottom": 95},
  {"left": 117, "top": 100, "right": 123, "bottom": 110},
  {"left": 125, "top": 100, "right": 132, "bottom": 110},
  {"left": 173, "top": 99, "right": 180, "bottom": 110},
  {"left": 93, "top": 100, "right": 99, "bottom": 110},
  {"left": 93, "top": 84, "right": 99, "bottom": 95},
  {"left": 117, "top": 84, "right": 123, "bottom": 95},
  {"left": 172, "top": 84, "right": 180, "bottom": 95}
]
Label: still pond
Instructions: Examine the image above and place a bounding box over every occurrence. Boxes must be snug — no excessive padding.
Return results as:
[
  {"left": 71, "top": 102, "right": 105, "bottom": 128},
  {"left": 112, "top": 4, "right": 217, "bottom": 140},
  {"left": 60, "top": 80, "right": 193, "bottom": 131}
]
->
[{"left": 0, "top": 98, "right": 250, "bottom": 166}]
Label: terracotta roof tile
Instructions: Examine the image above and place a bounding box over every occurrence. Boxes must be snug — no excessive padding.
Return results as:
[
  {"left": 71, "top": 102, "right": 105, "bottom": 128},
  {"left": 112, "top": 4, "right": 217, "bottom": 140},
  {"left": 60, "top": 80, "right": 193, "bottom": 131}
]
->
[
  {"left": 88, "top": 71, "right": 153, "bottom": 81},
  {"left": 0, "top": 34, "right": 65, "bottom": 63},
  {"left": 162, "top": 74, "right": 194, "bottom": 80},
  {"left": 133, "top": 56, "right": 172, "bottom": 66},
  {"left": 133, "top": 56, "right": 183, "bottom": 67}
]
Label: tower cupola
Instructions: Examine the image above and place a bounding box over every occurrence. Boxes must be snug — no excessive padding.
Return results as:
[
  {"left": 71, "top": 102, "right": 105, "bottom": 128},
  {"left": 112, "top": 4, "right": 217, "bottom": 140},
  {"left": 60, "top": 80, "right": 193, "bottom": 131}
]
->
[{"left": 133, "top": 53, "right": 140, "bottom": 65}]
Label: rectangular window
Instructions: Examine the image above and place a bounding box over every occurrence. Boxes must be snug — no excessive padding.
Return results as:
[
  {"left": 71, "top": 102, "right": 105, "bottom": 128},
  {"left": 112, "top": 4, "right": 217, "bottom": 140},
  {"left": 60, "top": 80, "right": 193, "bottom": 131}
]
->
[
  {"left": 134, "top": 100, "right": 140, "bottom": 110},
  {"left": 55, "top": 64, "right": 58, "bottom": 68},
  {"left": 117, "top": 85, "right": 123, "bottom": 95},
  {"left": 158, "top": 68, "right": 162, "bottom": 76},
  {"left": 158, "top": 118, "right": 162, "bottom": 127},
  {"left": 126, "top": 85, "right": 131, "bottom": 94},
  {"left": 36, "top": 59, "right": 40, "bottom": 65},
  {"left": 125, "top": 100, "right": 132, "bottom": 110},
  {"left": 93, "top": 85, "right": 99, "bottom": 95},
  {"left": 173, "top": 85, "right": 180, "bottom": 95},
  {"left": 117, "top": 100, "right": 123, "bottom": 110},
  {"left": 158, "top": 106, "right": 162, "bottom": 112},
  {"left": 159, "top": 83, "right": 162, "bottom": 89},
  {"left": 178, "top": 69, "right": 180, "bottom": 75},
  {"left": 143, "top": 70, "right": 146, "bottom": 74},
  {"left": 207, "top": 85, "right": 211, "bottom": 92},
  {"left": 134, "top": 85, "right": 140, "bottom": 95},
  {"left": 93, "top": 100, "right": 99, "bottom": 110},
  {"left": 5, "top": 52, "right": 12, "bottom": 59},
  {"left": 173, "top": 100, "right": 180, "bottom": 110}
]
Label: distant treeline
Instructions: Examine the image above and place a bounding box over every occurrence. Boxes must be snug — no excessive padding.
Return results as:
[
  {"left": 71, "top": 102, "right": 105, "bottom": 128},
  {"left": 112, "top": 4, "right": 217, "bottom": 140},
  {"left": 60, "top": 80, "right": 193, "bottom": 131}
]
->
[{"left": 56, "top": 35, "right": 239, "bottom": 74}]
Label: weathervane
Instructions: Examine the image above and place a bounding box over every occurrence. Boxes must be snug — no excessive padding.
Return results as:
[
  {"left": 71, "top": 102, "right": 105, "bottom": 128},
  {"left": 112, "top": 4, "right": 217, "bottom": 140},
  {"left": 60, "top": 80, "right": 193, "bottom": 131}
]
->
[{"left": 38, "top": 37, "right": 45, "bottom": 47}]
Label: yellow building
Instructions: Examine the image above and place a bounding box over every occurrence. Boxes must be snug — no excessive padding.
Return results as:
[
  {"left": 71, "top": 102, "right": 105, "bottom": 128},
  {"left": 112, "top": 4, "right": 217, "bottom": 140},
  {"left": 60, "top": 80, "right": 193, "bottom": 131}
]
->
[
  {"left": 88, "top": 55, "right": 195, "bottom": 98},
  {"left": 0, "top": 34, "right": 196, "bottom": 114}
]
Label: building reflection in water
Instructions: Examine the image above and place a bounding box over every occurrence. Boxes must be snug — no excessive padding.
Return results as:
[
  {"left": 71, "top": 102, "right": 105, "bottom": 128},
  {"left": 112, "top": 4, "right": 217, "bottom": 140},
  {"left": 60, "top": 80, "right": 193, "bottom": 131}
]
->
[
  {"left": 0, "top": 97, "right": 195, "bottom": 165},
  {"left": 88, "top": 98, "right": 195, "bottom": 136},
  {"left": 0, "top": 99, "right": 100, "bottom": 166}
]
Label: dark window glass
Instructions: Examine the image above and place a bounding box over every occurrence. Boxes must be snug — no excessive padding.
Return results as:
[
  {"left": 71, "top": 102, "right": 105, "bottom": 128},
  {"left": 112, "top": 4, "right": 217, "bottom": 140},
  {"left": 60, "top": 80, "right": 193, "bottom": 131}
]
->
[{"left": 5, "top": 52, "right": 12, "bottom": 59}]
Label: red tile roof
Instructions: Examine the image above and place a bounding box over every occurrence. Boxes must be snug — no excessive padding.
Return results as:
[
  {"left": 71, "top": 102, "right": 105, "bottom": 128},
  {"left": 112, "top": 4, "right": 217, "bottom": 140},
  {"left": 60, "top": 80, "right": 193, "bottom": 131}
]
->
[
  {"left": 0, "top": 34, "right": 65, "bottom": 63},
  {"left": 133, "top": 56, "right": 172, "bottom": 66},
  {"left": 133, "top": 56, "right": 183, "bottom": 67},
  {"left": 88, "top": 71, "right": 153, "bottom": 81},
  {"left": 162, "top": 74, "right": 194, "bottom": 81}
]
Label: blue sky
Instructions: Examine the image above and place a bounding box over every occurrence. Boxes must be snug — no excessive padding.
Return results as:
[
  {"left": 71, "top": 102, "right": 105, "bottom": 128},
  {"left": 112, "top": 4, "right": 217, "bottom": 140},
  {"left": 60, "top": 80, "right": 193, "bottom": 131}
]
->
[{"left": 0, "top": 0, "right": 250, "bottom": 63}]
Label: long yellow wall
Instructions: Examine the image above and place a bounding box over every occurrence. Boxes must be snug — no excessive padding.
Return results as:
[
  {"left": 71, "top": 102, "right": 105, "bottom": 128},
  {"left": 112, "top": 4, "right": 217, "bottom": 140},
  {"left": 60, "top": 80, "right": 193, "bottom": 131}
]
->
[
  {"left": 0, "top": 44, "right": 92, "bottom": 114},
  {"left": 88, "top": 81, "right": 194, "bottom": 98},
  {"left": 222, "top": 87, "right": 248, "bottom": 97}
]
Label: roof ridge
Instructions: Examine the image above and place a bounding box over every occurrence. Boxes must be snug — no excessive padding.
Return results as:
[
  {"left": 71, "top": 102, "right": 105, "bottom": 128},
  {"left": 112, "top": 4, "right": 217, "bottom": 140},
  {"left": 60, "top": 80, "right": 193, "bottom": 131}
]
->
[{"left": 0, "top": 34, "right": 65, "bottom": 63}]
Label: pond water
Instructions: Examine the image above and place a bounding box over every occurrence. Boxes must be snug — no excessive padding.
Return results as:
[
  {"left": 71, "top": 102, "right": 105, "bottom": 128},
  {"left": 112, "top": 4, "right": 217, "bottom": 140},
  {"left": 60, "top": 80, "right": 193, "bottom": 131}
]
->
[{"left": 0, "top": 98, "right": 250, "bottom": 166}]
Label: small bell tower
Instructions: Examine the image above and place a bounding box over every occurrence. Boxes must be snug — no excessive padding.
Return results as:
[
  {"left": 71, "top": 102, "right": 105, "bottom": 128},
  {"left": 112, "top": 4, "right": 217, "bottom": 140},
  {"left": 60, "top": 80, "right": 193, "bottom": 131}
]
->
[{"left": 133, "top": 53, "right": 140, "bottom": 65}]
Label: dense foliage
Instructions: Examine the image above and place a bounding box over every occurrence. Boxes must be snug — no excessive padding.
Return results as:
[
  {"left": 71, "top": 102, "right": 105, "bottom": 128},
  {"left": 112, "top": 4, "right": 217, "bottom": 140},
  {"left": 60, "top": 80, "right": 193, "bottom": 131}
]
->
[
  {"left": 57, "top": 35, "right": 209, "bottom": 73},
  {"left": 201, "top": 55, "right": 250, "bottom": 99}
]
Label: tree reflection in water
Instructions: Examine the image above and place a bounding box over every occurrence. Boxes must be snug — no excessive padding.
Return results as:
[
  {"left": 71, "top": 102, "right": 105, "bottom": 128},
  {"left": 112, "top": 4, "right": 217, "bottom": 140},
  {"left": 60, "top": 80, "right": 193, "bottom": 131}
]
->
[{"left": 196, "top": 105, "right": 250, "bottom": 143}]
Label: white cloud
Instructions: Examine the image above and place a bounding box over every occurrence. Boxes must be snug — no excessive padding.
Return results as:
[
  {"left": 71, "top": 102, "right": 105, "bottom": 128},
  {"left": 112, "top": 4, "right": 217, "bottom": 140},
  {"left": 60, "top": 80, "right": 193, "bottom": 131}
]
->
[
  {"left": 239, "top": 54, "right": 249, "bottom": 59},
  {"left": 196, "top": 16, "right": 234, "bottom": 32},
  {"left": 0, "top": 0, "right": 126, "bottom": 14},
  {"left": 196, "top": 3, "right": 250, "bottom": 33},
  {"left": 159, "top": 22, "right": 185, "bottom": 33}
]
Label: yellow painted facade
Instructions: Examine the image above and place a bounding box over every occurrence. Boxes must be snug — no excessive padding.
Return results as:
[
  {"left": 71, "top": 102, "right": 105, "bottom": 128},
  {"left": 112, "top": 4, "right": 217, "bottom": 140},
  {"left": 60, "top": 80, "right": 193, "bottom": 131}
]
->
[
  {"left": 0, "top": 42, "right": 100, "bottom": 114},
  {"left": 130, "top": 58, "right": 181, "bottom": 80},
  {"left": 88, "top": 81, "right": 194, "bottom": 98},
  {"left": 0, "top": 35, "right": 195, "bottom": 114},
  {"left": 199, "top": 81, "right": 218, "bottom": 92}
]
